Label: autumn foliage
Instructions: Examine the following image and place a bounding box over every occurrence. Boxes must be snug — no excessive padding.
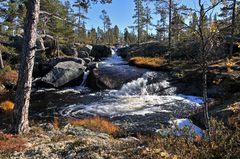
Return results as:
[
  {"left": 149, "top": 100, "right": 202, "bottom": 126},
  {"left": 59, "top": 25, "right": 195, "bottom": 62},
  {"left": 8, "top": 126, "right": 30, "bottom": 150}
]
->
[
  {"left": 69, "top": 116, "right": 119, "bottom": 135},
  {"left": 129, "top": 57, "right": 166, "bottom": 68},
  {"left": 0, "top": 101, "right": 14, "bottom": 111}
]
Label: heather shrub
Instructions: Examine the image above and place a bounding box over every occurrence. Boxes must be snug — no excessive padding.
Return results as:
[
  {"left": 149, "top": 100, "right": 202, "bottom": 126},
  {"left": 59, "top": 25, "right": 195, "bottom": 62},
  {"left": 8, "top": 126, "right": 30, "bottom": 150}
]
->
[{"left": 0, "top": 133, "right": 26, "bottom": 153}]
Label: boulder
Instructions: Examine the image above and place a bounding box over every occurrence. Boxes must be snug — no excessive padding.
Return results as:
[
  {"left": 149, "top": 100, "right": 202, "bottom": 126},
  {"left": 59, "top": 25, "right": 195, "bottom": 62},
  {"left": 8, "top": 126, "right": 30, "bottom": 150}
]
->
[
  {"left": 83, "top": 58, "right": 91, "bottom": 63},
  {"left": 80, "top": 44, "right": 93, "bottom": 54},
  {"left": 117, "top": 42, "right": 167, "bottom": 60},
  {"left": 87, "top": 65, "right": 146, "bottom": 90},
  {"left": 33, "top": 57, "right": 85, "bottom": 78},
  {"left": 78, "top": 51, "right": 89, "bottom": 58},
  {"left": 87, "top": 62, "right": 98, "bottom": 70},
  {"left": 40, "top": 61, "right": 86, "bottom": 88},
  {"left": 90, "top": 45, "right": 112, "bottom": 60},
  {"left": 61, "top": 44, "right": 78, "bottom": 57}
]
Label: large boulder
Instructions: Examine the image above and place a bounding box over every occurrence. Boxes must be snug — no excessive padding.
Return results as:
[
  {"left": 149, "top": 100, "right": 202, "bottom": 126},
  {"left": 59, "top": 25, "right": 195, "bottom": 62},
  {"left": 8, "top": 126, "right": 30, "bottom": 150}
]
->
[
  {"left": 87, "top": 65, "right": 147, "bottom": 90},
  {"left": 33, "top": 57, "right": 85, "bottom": 78},
  {"left": 117, "top": 42, "right": 167, "bottom": 60},
  {"left": 40, "top": 61, "right": 86, "bottom": 88},
  {"left": 61, "top": 44, "right": 78, "bottom": 57},
  {"left": 90, "top": 45, "right": 112, "bottom": 60},
  {"left": 78, "top": 51, "right": 89, "bottom": 58},
  {"left": 80, "top": 44, "right": 93, "bottom": 54}
]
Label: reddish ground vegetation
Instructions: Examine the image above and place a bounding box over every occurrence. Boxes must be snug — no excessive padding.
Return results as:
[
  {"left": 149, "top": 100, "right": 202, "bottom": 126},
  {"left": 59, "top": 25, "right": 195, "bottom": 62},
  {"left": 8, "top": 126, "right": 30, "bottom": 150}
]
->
[{"left": 0, "top": 133, "right": 26, "bottom": 152}]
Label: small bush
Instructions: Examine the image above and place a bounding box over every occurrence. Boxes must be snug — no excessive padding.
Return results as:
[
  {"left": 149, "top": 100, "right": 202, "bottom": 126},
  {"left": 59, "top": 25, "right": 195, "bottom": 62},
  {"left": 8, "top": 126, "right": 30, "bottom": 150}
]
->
[
  {"left": 0, "top": 101, "right": 14, "bottom": 111},
  {"left": 0, "top": 133, "right": 26, "bottom": 153},
  {"left": 129, "top": 57, "right": 166, "bottom": 68},
  {"left": 69, "top": 116, "right": 119, "bottom": 135}
]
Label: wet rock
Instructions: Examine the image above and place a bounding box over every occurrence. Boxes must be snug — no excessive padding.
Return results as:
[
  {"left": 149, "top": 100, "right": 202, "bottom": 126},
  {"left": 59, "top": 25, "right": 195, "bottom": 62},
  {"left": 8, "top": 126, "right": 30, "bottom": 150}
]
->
[
  {"left": 83, "top": 58, "right": 91, "bottom": 63},
  {"left": 61, "top": 44, "right": 78, "bottom": 57},
  {"left": 40, "top": 61, "right": 86, "bottom": 88},
  {"left": 90, "top": 45, "right": 112, "bottom": 60},
  {"left": 87, "top": 62, "right": 98, "bottom": 70},
  {"left": 80, "top": 44, "right": 93, "bottom": 54},
  {"left": 87, "top": 65, "right": 147, "bottom": 90},
  {"left": 78, "top": 51, "right": 89, "bottom": 58}
]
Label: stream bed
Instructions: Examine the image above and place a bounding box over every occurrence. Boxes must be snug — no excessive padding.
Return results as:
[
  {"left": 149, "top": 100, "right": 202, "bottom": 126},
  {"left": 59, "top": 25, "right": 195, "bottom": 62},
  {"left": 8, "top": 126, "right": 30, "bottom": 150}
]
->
[{"left": 30, "top": 51, "right": 204, "bottom": 135}]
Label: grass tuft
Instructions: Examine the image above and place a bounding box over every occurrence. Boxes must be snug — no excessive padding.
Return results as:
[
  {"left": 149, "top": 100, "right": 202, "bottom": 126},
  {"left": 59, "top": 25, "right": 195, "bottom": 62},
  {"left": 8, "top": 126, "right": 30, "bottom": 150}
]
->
[
  {"left": 69, "top": 116, "right": 119, "bottom": 135},
  {"left": 129, "top": 57, "right": 166, "bottom": 68}
]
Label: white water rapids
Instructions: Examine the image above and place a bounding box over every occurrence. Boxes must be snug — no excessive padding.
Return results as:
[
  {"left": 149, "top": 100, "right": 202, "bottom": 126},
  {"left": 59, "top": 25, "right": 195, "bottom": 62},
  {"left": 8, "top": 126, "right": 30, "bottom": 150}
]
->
[{"left": 59, "top": 50, "right": 203, "bottom": 119}]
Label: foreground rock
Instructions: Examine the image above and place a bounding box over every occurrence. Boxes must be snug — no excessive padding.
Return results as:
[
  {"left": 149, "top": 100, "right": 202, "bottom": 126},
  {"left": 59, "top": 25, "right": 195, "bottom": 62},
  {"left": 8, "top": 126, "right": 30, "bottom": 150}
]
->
[
  {"left": 40, "top": 61, "right": 86, "bottom": 88},
  {"left": 12, "top": 124, "right": 143, "bottom": 159}
]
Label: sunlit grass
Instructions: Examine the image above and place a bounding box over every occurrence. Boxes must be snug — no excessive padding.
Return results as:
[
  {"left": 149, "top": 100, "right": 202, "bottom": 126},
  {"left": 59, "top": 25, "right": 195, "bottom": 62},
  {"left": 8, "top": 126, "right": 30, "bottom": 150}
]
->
[
  {"left": 69, "top": 116, "right": 119, "bottom": 135},
  {"left": 129, "top": 57, "right": 166, "bottom": 68},
  {"left": 0, "top": 100, "right": 14, "bottom": 111}
]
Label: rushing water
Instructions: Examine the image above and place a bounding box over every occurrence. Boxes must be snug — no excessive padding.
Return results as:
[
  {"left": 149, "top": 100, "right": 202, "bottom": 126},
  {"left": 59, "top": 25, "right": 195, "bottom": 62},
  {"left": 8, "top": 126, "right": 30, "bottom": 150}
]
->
[
  {"left": 59, "top": 50, "right": 203, "bottom": 119},
  {"left": 31, "top": 49, "right": 204, "bottom": 134}
]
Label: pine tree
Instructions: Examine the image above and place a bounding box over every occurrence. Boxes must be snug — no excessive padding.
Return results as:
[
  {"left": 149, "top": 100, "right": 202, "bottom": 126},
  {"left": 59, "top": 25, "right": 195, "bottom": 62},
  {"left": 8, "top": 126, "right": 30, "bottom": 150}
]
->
[
  {"left": 13, "top": 0, "right": 40, "bottom": 134},
  {"left": 73, "top": 0, "right": 89, "bottom": 42},
  {"left": 100, "top": 9, "right": 112, "bottom": 44},
  {"left": 144, "top": 5, "right": 152, "bottom": 41},
  {"left": 113, "top": 25, "right": 120, "bottom": 44},
  {"left": 133, "top": 0, "right": 145, "bottom": 44}
]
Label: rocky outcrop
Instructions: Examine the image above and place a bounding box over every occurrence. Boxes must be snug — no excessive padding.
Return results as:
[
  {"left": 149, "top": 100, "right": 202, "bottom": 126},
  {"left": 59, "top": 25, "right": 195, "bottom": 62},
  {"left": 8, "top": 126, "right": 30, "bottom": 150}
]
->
[
  {"left": 90, "top": 45, "right": 112, "bottom": 60},
  {"left": 12, "top": 124, "right": 143, "bottom": 159},
  {"left": 80, "top": 44, "right": 93, "bottom": 54},
  {"left": 61, "top": 44, "right": 78, "bottom": 57},
  {"left": 40, "top": 61, "right": 86, "bottom": 88},
  {"left": 87, "top": 65, "right": 147, "bottom": 90},
  {"left": 117, "top": 42, "right": 167, "bottom": 60},
  {"left": 78, "top": 51, "right": 89, "bottom": 58},
  {"left": 33, "top": 57, "right": 85, "bottom": 78}
]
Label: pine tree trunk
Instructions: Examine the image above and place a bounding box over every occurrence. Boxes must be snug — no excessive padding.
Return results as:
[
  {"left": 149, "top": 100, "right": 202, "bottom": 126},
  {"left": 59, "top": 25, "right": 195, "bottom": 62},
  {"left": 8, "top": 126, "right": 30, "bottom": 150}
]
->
[
  {"left": 13, "top": 0, "right": 40, "bottom": 134},
  {"left": 0, "top": 51, "right": 4, "bottom": 69},
  {"left": 168, "top": 0, "right": 172, "bottom": 64},
  {"left": 229, "top": 0, "right": 236, "bottom": 58}
]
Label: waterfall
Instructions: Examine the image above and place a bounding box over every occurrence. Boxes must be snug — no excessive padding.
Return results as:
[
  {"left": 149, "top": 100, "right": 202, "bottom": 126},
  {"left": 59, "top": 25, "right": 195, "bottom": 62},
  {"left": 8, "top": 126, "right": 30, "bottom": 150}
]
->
[
  {"left": 80, "top": 70, "right": 90, "bottom": 87},
  {"left": 116, "top": 72, "right": 176, "bottom": 96}
]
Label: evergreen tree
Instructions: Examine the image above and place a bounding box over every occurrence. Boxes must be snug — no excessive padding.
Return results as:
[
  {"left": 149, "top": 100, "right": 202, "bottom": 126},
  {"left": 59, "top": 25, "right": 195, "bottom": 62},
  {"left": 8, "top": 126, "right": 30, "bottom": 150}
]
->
[
  {"left": 73, "top": 0, "right": 89, "bottom": 42},
  {"left": 133, "top": 0, "right": 145, "bottom": 44},
  {"left": 113, "top": 25, "right": 120, "bottom": 44},
  {"left": 144, "top": 5, "right": 152, "bottom": 41},
  {"left": 100, "top": 9, "right": 112, "bottom": 44}
]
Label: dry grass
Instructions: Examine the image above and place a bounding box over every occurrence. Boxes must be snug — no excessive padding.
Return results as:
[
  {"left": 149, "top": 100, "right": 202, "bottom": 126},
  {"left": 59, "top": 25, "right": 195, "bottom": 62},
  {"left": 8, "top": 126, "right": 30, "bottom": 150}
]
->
[
  {"left": 0, "top": 101, "right": 14, "bottom": 112},
  {"left": 69, "top": 116, "right": 119, "bottom": 135},
  {"left": 129, "top": 57, "right": 166, "bottom": 68},
  {"left": 0, "top": 133, "right": 26, "bottom": 153},
  {"left": 0, "top": 69, "right": 18, "bottom": 84},
  {"left": 53, "top": 116, "right": 59, "bottom": 129}
]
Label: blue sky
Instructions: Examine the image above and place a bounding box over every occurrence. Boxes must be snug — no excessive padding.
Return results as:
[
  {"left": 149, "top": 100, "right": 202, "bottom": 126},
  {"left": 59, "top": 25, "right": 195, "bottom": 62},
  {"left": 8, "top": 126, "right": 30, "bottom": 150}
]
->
[{"left": 65, "top": 0, "right": 221, "bottom": 33}]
